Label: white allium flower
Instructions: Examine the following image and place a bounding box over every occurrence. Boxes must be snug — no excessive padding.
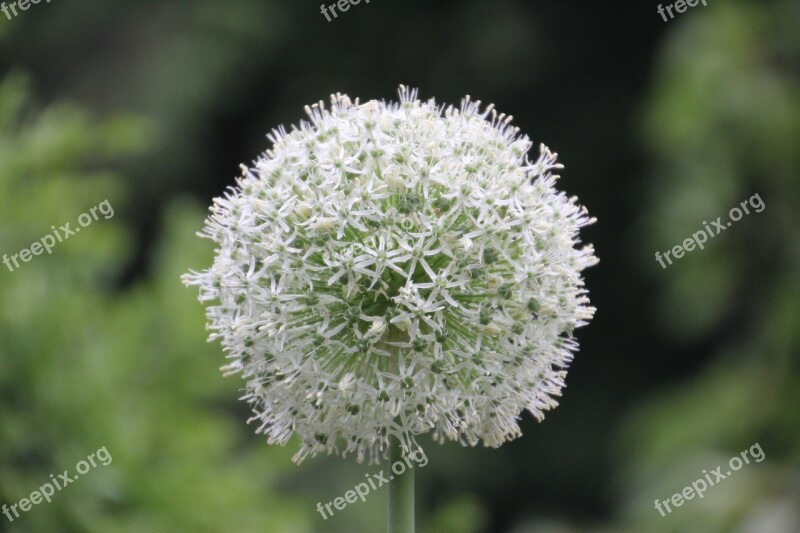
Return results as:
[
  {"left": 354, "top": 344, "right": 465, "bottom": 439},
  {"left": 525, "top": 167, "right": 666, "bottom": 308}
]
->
[{"left": 183, "top": 86, "right": 597, "bottom": 464}]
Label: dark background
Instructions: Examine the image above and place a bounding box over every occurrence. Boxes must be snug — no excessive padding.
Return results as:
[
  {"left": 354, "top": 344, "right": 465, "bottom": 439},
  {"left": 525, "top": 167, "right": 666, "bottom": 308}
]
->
[{"left": 1, "top": 1, "right": 798, "bottom": 532}]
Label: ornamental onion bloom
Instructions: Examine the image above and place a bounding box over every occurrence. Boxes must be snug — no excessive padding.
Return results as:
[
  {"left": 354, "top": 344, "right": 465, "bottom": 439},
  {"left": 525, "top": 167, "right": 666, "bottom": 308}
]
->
[{"left": 183, "top": 86, "right": 597, "bottom": 464}]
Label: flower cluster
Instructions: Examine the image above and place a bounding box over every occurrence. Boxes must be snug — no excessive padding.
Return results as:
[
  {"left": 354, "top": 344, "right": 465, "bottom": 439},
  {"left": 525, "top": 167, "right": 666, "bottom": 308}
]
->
[{"left": 183, "top": 87, "right": 597, "bottom": 463}]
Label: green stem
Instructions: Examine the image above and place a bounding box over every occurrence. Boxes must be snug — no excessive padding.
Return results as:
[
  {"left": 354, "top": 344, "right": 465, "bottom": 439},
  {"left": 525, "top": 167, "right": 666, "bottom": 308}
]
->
[{"left": 388, "top": 437, "right": 414, "bottom": 533}]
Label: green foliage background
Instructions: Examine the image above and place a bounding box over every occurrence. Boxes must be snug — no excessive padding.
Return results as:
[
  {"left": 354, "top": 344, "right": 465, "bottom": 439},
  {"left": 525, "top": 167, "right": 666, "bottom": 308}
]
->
[{"left": 1, "top": 1, "right": 798, "bottom": 532}]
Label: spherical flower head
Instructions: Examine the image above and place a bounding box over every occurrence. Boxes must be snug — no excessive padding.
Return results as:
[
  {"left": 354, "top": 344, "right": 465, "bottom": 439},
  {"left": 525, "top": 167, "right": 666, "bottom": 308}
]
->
[{"left": 183, "top": 86, "right": 597, "bottom": 464}]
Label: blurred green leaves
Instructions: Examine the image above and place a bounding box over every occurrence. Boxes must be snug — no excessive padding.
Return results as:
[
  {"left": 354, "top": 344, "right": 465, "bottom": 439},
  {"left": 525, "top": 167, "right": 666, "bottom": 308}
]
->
[
  {"left": 640, "top": 1, "right": 800, "bottom": 341},
  {"left": 618, "top": 1, "right": 800, "bottom": 530},
  {"left": 0, "top": 73, "right": 311, "bottom": 532}
]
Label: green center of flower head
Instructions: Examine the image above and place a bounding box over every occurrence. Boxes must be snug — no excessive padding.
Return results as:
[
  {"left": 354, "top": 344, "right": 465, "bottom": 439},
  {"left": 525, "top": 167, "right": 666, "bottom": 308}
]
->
[{"left": 183, "top": 86, "right": 597, "bottom": 464}]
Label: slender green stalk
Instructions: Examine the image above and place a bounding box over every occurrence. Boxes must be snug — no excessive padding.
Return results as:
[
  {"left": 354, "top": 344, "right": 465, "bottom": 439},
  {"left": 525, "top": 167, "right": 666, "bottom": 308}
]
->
[{"left": 388, "top": 437, "right": 414, "bottom": 533}]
